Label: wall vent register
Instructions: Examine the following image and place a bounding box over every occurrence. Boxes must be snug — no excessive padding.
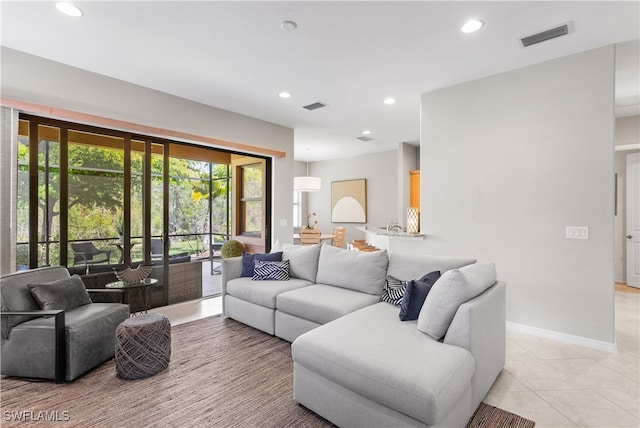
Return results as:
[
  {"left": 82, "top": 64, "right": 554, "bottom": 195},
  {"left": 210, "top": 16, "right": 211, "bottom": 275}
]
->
[{"left": 303, "top": 102, "right": 327, "bottom": 111}]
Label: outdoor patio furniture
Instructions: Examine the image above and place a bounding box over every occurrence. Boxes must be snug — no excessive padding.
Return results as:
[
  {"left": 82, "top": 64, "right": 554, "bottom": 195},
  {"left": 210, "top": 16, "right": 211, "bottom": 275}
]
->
[
  {"left": 71, "top": 242, "right": 112, "bottom": 272},
  {"left": 211, "top": 242, "right": 223, "bottom": 275},
  {"left": 150, "top": 239, "right": 165, "bottom": 260}
]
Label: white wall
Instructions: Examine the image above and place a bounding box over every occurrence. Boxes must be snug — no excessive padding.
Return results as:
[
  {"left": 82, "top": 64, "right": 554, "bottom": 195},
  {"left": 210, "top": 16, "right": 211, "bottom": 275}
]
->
[
  {"left": 614, "top": 115, "right": 640, "bottom": 281},
  {"left": 616, "top": 116, "right": 640, "bottom": 146},
  {"left": 0, "top": 47, "right": 295, "bottom": 248},
  {"left": 306, "top": 150, "right": 399, "bottom": 245},
  {"left": 420, "top": 46, "right": 616, "bottom": 344}
]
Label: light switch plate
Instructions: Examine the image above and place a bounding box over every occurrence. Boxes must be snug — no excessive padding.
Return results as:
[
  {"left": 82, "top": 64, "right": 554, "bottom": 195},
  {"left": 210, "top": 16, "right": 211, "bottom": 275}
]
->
[{"left": 566, "top": 226, "right": 589, "bottom": 239}]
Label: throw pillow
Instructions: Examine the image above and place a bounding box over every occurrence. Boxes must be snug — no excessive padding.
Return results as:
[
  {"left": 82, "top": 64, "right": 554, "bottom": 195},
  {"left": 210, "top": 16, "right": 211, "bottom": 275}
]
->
[
  {"left": 417, "top": 263, "right": 497, "bottom": 340},
  {"left": 381, "top": 275, "right": 407, "bottom": 307},
  {"left": 272, "top": 240, "right": 321, "bottom": 282},
  {"left": 241, "top": 251, "right": 283, "bottom": 277},
  {"left": 398, "top": 271, "right": 441, "bottom": 321},
  {"left": 252, "top": 260, "right": 290, "bottom": 281},
  {"left": 27, "top": 275, "right": 92, "bottom": 311},
  {"left": 315, "top": 244, "right": 389, "bottom": 295}
]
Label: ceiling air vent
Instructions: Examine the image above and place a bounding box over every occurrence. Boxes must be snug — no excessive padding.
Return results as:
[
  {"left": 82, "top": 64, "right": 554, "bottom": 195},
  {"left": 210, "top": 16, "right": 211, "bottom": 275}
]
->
[
  {"left": 357, "top": 136, "right": 373, "bottom": 142},
  {"left": 303, "top": 102, "right": 327, "bottom": 111},
  {"left": 520, "top": 23, "right": 571, "bottom": 47}
]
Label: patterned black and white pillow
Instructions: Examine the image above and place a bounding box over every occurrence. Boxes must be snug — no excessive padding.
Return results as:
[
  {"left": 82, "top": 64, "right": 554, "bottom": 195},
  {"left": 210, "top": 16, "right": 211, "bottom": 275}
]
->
[
  {"left": 252, "top": 259, "right": 290, "bottom": 281},
  {"left": 381, "top": 275, "right": 408, "bottom": 306}
]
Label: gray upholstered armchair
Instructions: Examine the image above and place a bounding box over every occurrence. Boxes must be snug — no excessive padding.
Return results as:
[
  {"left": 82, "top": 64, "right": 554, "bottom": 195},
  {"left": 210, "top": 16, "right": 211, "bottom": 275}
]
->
[{"left": 1, "top": 266, "right": 130, "bottom": 382}]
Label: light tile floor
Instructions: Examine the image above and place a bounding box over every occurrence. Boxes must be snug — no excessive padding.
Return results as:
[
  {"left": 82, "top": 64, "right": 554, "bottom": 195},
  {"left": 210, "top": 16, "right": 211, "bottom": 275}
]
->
[
  {"left": 486, "top": 290, "right": 640, "bottom": 428},
  {"left": 151, "top": 291, "right": 639, "bottom": 428},
  {"left": 149, "top": 296, "right": 221, "bottom": 326}
]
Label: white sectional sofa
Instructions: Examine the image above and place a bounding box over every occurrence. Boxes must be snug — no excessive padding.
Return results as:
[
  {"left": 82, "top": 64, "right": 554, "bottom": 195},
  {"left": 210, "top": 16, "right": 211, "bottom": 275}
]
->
[{"left": 221, "top": 242, "right": 505, "bottom": 427}]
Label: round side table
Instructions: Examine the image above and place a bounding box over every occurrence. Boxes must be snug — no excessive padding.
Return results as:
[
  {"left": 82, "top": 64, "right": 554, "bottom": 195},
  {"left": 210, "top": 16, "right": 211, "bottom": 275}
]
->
[{"left": 106, "top": 278, "right": 158, "bottom": 316}]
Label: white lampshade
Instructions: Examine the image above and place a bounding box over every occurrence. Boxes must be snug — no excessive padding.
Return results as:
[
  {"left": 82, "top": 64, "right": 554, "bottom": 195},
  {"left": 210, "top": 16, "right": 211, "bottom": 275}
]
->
[{"left": 294, "top": 176, "right": 321, "bottom": 192}]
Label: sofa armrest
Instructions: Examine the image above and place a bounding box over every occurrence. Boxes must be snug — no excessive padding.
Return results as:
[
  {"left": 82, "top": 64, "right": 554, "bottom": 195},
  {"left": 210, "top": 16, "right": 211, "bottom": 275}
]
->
[
  {"left": 221, "top": 257, "right": 243, "bottom": 314},
  {"left": 443, "top": 281, "right": 505, "bottom": 408},
  {"left": 221, "top": 256, "right": 243, "bottom": 295},
  {"left": 1, "top": 309, "right": 66, "bottom": 383}
]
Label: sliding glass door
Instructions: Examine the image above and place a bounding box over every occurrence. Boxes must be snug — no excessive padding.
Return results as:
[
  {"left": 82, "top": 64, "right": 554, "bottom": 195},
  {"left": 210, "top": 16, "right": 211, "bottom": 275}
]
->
[{"left": 15, "top": 114, "right": 269, "bottom": 302}]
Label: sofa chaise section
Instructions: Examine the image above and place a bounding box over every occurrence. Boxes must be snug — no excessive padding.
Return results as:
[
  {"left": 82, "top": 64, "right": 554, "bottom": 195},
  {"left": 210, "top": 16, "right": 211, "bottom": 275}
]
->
[
  {"left": 292, "top": 279, "right": 506, "bottom": 427},
  {"left": 292, "top": 302, "right": 476, "bottom": 427}
]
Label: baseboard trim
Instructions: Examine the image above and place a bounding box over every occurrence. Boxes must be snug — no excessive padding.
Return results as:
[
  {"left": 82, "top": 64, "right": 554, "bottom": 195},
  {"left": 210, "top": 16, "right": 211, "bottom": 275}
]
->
[{"left": 506, "top": 322, "right": 617, "bottom": 353}]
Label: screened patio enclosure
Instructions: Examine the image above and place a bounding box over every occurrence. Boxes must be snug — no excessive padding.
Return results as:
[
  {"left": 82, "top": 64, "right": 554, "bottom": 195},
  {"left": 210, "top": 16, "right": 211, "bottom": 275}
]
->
[{"left": 15, "top": 114, "right": 270, "bottom": 305}]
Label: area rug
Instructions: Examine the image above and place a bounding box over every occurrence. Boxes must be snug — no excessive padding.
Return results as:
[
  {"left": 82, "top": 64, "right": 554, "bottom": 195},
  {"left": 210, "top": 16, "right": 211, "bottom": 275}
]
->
[{"left": 1, "top": 315, "right": 535, "bottom": 427}]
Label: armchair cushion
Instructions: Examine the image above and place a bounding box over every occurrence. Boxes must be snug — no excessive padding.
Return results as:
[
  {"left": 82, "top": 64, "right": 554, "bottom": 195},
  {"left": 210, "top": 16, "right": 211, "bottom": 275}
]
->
[
  {"left": 1, "top": 266, "right": 70, "bottom": 341},
  {"left": 27, "top": 275, "right": 92, "bottom": 311}
]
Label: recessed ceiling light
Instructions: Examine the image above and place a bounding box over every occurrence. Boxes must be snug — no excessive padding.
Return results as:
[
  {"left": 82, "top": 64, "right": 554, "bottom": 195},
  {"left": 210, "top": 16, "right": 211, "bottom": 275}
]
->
[
  {"left": 281, "top": 20, "right": 297, "bottom": 31},
  {"left": 362, "top": 130, "right": 372, "bottom": 135},
  {"left": 56, "top": 2, "right": 83, "bottom": 17},
  {"left": 279, "top": 91, "right": 292, "bottom": 98},
  {"left": 384, "top": 97, "right": 396, "bottom": 105},
  {"left": 461, "top": 19, "right": 483, "bottom": 33}
]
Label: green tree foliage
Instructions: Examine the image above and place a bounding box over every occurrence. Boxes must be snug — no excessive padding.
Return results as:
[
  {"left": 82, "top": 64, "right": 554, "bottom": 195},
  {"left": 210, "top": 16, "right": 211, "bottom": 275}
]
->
[{"left": 17, "top": 133, "right": 231, "bottom": 265}]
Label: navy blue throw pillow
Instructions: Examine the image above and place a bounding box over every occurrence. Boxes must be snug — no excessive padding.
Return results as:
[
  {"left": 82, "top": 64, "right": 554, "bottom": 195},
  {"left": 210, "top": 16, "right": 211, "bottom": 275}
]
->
[
  {"left": 241, "top": 252, "right": 283, "bottom": 277},
  {"left": 399, "top": 271, "right": 441, "bottom": 321}
]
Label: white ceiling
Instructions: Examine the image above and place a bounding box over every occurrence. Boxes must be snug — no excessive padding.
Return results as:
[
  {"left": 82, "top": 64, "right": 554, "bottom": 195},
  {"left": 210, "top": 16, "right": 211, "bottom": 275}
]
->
[{"left": 1, "top": 1, "right": 638, "bottom": 161}]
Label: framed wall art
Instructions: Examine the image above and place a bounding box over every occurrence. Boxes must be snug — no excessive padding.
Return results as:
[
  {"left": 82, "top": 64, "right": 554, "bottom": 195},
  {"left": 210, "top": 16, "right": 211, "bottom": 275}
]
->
[{"left": 331, "top": 179, "right": 367, "bottom": 223}]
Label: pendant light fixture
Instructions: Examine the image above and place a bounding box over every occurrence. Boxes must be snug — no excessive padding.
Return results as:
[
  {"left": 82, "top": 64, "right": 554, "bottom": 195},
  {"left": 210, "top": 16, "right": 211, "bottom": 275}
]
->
[{"left": 294, "top": 160, "right": 321, "bottom": 192}]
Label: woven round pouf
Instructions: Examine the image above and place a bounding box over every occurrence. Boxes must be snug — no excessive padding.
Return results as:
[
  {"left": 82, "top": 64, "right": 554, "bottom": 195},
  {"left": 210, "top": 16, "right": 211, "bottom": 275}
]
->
[{"left": 115, "top": 314, "right": 171, "bottom": 380}]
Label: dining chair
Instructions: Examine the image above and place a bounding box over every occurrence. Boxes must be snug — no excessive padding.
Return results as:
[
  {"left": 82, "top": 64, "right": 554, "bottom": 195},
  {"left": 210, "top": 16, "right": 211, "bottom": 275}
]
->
[{"left": 332, "top": 227, "right": 346, "bottom": 248}]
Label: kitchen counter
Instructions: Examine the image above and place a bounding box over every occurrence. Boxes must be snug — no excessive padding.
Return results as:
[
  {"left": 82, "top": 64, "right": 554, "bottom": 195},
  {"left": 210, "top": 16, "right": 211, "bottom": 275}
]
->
[
  {"left": 356, "top": 226, "right": 425, "bottom": 238},
  {"left": 356, "top": 226, "right": 425, "bottom": 253}
]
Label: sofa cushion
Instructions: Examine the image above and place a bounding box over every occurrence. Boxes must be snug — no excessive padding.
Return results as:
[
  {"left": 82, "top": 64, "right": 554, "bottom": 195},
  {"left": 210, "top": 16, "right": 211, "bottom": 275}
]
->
[
  {"left": 27, "top": 275, "right": 92, "bottom": 311},
  {"left": 399, "top": 271, "right": 440, "bottom": 321},
  {"left": 277, "top": 284, "right": 381, "bottom": 325},
  {"left": 387, "top": 254, "right": 476, "bottom": 281},
  {"left": 418, "top": 263, "right": 497, "bottom": 340},
  {"left": 241, "top": 252, "right": 283, "bottom": 277},
  {"left": 315, "top": 245, "right": 388, "bottom": 295},
  {"left": 292, "top": 302, "right": 475, "bottom": 425},
  {"left": 272, "top": 241, "right": 321, "bottom": 282},
  {"left": 252, "top": 260, "right": 290, "bottom": 281},
  {"left": 226, "top": 277, "right": 312, "bottom": 309}
]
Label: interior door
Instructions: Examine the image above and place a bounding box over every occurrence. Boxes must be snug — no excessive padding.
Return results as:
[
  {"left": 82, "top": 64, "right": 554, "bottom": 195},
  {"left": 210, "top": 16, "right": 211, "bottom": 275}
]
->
[
  {"left": 626, "top": 152, "right": 640, "bottom": 288},
  {"left": 232, "top": 155, "right": 268, "bottom": 254}
]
